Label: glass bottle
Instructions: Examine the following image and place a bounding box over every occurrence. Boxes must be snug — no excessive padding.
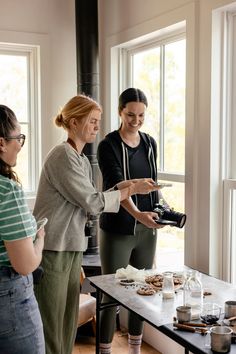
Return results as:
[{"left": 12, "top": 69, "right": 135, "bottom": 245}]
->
[
  {"left": 183, "top": 270, "right": 191, "bottom": 306},
  {"left": 162, "top": 272, "right": 175, "bottom": 299},
  {"left": 183, "top": 270, "right": 203, "bottom": 319}
]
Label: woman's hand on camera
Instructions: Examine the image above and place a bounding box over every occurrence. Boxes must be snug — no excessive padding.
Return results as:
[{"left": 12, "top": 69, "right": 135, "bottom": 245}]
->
[{"left": 135, "top": 211, "right": 165, "bottom": 228}]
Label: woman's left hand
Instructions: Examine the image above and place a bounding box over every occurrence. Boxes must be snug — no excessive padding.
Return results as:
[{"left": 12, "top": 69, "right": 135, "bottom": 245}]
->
[{"left": 135, "top": 211, "right": 165, "bottom": 228}]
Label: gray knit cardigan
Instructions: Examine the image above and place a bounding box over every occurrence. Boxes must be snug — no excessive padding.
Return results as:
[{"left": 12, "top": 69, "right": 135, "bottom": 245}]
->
[{"left": 33, "top": 142, "right": 120, "bottom": 252}]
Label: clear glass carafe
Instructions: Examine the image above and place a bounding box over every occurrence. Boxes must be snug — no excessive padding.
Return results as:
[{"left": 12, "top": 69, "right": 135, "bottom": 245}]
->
[
  {"left": 162, "top": 272, "right": 175, "bottom": 299},
  {"left": 183, "top": 270, "right": 203, "bottom": 319}
]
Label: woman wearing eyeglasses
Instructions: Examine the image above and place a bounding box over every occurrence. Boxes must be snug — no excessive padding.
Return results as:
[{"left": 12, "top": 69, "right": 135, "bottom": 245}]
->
[{"left": 0, "top": 105, "right": 45, "bottom": 353}]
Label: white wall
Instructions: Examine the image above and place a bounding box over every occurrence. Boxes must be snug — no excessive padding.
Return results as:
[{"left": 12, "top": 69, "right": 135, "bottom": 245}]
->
[{"left": 0, "top": 0, "right": 77, "bottom": 160}]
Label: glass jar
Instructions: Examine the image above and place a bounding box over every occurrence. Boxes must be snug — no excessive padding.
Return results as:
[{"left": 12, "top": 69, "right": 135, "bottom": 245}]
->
[
  {"left": 183, "top": 270, "right": 191, "bottom": 306},
  {"left": 183, "top": 270, "right": 203, "bottom": 319},
  {"left": 162, "top": 272, "right": 175, "bottom": 299}
]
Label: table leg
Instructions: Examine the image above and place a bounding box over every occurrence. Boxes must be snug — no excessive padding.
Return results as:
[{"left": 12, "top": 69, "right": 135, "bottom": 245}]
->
[{"left": 96, "top": 289, "right": 101, "bottom": 354}]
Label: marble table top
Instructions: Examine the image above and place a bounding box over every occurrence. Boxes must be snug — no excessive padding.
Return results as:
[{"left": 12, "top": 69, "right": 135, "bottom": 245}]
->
[
  {"left": 89, "top": 268, "right": 236, "bottom": 354},
  {"left": 89, "top": 268, "right": 236, "bottom": 329}
]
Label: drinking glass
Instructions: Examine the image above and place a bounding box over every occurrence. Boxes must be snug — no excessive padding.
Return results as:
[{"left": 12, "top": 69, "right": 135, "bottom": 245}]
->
[
  {"left": 200, "top": 303, "right": 221, "bottom": 325},
  {"left": 162, "top": 272, "right": 175, "bottom": 299}
]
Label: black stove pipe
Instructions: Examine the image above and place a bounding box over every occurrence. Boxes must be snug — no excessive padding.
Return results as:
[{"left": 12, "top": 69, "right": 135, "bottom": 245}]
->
[{"left": 75, "top": 0, "right": 99, "bottom": 254}]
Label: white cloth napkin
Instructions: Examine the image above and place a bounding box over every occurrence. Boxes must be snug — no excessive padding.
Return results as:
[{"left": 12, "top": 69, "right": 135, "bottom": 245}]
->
[{"left": 115, "top": 265, "right": 153, "bottom": 282}]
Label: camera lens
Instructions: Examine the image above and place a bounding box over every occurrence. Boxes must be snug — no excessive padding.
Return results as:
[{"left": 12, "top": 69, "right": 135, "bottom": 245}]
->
[
  {"left": 179, "top": 214, "right": 187, "bottom": 228},
  {"left": 163, "top": 210, "right": 186, "bottom": 228}
]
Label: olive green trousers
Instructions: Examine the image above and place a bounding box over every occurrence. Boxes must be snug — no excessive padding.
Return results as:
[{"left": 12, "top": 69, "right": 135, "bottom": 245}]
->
[
  {"left": 34, "top": 250, "right": 82, "bottom": 354},
  {"left": 99, "top": 224, "right": 157, "bottom": 342}
]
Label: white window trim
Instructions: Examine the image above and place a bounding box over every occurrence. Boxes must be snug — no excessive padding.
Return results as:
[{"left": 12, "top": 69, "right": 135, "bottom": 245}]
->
[
  {"left": 0, "top": 42, "right": 41, "bottom": 196},
  {"left": 211, "top": 3, "right": 236, "bottom": 282},
  {"left": 0, "top": 30, "right": 50, "bottom": 206},
  {"left": 223, "top": 179, "right": 236, "bottom": 283}
]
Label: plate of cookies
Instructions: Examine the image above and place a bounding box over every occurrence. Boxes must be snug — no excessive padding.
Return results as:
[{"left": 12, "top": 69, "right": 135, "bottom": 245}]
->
[{"left": 136, "top": 272, "right": 183, "bottom": 296}]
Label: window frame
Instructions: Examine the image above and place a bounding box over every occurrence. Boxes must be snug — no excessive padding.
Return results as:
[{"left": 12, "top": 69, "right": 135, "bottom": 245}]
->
[
  {"left": 120, "top": 32, "right": 186, "bottom": 185},
  {"left": 114, "top": 30, "right": 187, "bottom": 268},
  {"left": 211, "top": 5, "right": 236, "bottom": 283},
  {"left": 0, "top": 42, "right": 41, "bottom": 197}
]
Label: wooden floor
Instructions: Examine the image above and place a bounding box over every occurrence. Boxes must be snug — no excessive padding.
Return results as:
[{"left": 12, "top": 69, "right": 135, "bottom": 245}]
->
[{"left": 73, "top": 329, "right": 162, "bottom": 354}]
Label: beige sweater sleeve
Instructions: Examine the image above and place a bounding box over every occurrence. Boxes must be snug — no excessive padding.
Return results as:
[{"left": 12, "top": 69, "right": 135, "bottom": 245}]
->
[
  {"left": 39, "top": 143, "right": 120, "bottom": 215},
  {"left": 102, "top": 190, "right": 121, "bottom": 213}
]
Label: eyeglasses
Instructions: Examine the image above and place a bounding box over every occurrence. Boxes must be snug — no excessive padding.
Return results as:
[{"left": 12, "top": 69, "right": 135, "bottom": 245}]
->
[{"left": 4, "top": 134, "right": 26, "bottom": 147}]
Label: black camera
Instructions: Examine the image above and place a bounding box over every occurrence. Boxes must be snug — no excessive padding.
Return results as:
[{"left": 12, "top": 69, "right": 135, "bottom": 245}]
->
[{"left": 153, "top": 204, "right": 186, "bottom": 228}]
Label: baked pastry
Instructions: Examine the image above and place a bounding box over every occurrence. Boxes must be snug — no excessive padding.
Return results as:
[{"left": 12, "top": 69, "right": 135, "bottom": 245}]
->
[
  {"left": 173, "top": 277, "right": 183, "bottom": 285},
  {"left": 137, "top": 286, "right": 156, "bottom": 296},
  {"left": 152, "top": 281, "right": 162, "bottom": 288},
  {"left": 145, "top": 274, "right": 163, "bottom": 283},
  {"left": 144, "top": 273, "right": 183, "bottom": 290},
  {"left": 119, "top": 279, "right": 135, "bottom": 286}
]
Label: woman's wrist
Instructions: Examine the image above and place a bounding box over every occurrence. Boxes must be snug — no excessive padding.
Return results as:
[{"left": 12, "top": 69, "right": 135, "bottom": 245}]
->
[
  {"left": 127, "top": 183, "right": 135, "bottom": 198},
  {"left": 116, "top": 180, "right": 134, "bottom": 190}
]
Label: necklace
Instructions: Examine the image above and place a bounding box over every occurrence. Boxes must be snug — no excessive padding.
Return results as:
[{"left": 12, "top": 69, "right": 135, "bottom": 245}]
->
[{"left": 119, "top": 130, "right": 140, "bottom": 148}]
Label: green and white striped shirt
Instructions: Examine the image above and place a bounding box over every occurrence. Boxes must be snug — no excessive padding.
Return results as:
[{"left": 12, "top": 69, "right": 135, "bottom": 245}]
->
[{"left": 0, "top": 175, "right": 37, "bottom": 267}]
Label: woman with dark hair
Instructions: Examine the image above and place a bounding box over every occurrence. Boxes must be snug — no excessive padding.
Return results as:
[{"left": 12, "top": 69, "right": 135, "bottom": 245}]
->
[
  {"left": 33, "top": 94, "right": 160, "bottom": 354},
  {"left": 97, "top": 88, "right": 167, "bottom": 354},
  {"left": 0, "top": 105, "right": 45, "bottom": 353}
]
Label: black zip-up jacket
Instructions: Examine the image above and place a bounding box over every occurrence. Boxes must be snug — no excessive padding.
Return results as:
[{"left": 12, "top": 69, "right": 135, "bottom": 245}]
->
[{"left": 97, "top": 130, "right": 160, "bottom": 235}]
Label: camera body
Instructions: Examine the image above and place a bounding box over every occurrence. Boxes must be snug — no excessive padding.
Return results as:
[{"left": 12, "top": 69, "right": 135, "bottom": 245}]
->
[{"left": 153, "top": 203, "right": 186, "bottom": 228}]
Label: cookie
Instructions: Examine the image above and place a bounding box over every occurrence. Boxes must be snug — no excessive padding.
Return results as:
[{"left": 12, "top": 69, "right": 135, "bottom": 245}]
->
[
  {"left": 152, "top": 281, "right": 162, "bottom": 288},
  {"left": 119, "top": 279, "right": 135, "bottom": 286},
  {"left": 173, "top": 277, "right": 183, "bottom": 285},
  {"left": 145, "top": 274, "right": 163, "bottom": 283},
  {"left": 137, "top": 286, "right": 156, "bottom": 296}
]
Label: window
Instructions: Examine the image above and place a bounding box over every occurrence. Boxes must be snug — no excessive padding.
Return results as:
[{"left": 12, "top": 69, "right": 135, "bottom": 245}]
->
[
  {"left": 0, "top": 43, "right": 41, "bottom": 195},
  {"left": 223, "top": 181, "right": 236, "bottom": 284},
  {"left": 121, "top": 34, "right": 186, "bottom": 267},
  {"left": 213, "top": 7, "right": 236, "bottom": 284},
  {"left": 210, "top": 3, "right": 236, "bottom": 283}
]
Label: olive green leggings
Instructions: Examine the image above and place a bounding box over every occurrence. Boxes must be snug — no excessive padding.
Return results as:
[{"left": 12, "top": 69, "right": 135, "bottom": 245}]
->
[{"left": 99, "top": 224, "right": 157, "bottom": 343}]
